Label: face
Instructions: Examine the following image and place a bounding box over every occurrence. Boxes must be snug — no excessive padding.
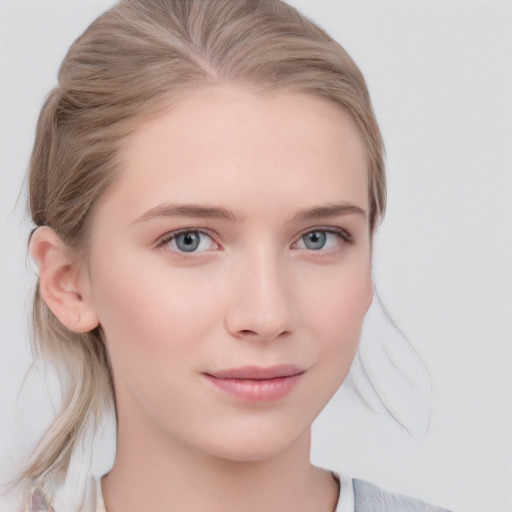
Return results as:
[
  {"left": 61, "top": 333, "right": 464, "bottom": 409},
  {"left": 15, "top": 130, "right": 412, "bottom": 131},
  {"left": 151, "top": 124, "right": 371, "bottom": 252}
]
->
[{"left": 84, "top": 86, "right": 372, "bottom": 461}]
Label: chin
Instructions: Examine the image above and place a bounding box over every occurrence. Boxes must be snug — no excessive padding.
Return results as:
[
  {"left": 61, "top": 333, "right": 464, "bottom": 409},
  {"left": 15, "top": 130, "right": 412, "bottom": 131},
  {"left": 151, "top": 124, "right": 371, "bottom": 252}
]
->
[{"left": 195, "top": 419, "right": 310, "bottom": 464}]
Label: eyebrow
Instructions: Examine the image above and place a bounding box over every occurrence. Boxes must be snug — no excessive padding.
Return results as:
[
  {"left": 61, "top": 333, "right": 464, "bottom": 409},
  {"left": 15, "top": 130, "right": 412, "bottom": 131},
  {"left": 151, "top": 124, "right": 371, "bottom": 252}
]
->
[
  {"left": 133, "top": 202, "right": 366, "bottom": 224},
  {"left": 133, "top": 203, "right": 242, "bottom": 223},
  {"left": 289, "top": 203, "right": 367, "bottom": 223}
]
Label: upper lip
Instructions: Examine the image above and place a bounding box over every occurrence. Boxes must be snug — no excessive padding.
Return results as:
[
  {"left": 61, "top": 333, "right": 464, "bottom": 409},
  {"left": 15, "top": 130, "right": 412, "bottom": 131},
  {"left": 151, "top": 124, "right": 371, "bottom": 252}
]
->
[{"left": 206, "top": 365, "right": 305, "bottom": 380}]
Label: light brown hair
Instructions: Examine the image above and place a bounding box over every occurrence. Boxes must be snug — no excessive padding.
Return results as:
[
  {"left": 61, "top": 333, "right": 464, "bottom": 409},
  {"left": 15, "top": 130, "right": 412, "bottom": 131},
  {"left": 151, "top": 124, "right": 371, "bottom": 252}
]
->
[{"left": 24, "top": 0, "right": 386, "bottom": 486}]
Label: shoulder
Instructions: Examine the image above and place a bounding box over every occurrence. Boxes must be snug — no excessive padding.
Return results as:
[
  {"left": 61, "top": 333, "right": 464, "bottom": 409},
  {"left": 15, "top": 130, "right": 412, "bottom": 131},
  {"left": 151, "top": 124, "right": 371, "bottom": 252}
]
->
[{"left": 353, "top": 478, "right": 452, "bottom": 512}]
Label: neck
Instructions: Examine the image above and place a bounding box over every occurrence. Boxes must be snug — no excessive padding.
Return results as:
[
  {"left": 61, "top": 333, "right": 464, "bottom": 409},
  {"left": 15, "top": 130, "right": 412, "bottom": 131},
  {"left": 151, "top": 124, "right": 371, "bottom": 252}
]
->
[{"left": 102, "top": 409, "right": 338, "bottom": 512}]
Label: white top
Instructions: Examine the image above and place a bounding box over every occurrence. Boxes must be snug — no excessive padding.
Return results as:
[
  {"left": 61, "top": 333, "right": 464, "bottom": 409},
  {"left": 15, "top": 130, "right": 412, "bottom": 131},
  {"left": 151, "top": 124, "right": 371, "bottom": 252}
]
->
[
  {"left": 94, "top": 471, "right": 354, "bottom": 512},
  {"left": 334, "top": 472, "right": 355, "bottom": 512}
]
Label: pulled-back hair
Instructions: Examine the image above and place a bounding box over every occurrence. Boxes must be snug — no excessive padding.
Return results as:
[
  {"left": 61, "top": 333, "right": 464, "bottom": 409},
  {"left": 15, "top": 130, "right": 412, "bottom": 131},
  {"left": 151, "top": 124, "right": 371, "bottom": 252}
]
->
[{"left": 24, "top": 0, "right": 385, "bottom": 487}]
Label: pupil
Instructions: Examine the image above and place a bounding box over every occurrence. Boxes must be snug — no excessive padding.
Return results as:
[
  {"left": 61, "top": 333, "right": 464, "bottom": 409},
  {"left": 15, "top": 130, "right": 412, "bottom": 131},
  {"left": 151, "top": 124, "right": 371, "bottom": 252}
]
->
[
  {"left": 305, "top": 231, "right": 326, "bottom": 250},
  {"left": 177, "top": 232, "right": 200, "bottom": 252}
]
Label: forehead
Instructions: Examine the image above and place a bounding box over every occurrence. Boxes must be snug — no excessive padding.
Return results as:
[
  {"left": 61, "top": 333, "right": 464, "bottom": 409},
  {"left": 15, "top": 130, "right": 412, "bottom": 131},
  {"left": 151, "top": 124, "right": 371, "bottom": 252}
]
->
[{"left": 100, "top": 86, "right": 369, "bottom": 222}]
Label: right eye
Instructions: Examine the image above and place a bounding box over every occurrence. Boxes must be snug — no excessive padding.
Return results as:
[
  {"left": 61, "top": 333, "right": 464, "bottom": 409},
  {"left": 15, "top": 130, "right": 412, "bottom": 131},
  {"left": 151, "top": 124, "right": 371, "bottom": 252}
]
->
[{"left": 157, "top": 230, "right": 218, "bottom": 253}]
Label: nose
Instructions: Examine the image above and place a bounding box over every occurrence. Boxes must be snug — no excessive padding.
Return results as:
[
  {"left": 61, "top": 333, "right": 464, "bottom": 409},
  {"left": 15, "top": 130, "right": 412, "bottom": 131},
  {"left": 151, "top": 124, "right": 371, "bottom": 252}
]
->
[{"left": 224, "top": 248, "right": 296, "bottom": 342}]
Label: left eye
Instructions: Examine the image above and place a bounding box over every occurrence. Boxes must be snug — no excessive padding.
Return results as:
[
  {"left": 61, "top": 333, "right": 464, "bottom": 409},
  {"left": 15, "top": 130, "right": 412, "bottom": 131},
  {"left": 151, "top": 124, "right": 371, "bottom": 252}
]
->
[
  {"left": 162, "top": 231, "right": 216, "bottom": 253},
  {"left": 295, "top": 230, "right": 347, "bottom": 251}
]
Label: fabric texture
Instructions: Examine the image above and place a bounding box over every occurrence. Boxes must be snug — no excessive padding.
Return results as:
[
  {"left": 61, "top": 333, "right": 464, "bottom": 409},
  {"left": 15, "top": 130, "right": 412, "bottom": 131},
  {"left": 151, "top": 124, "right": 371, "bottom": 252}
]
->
[{"left": 353, "top": 478, "right": 452, "bottom": 512}]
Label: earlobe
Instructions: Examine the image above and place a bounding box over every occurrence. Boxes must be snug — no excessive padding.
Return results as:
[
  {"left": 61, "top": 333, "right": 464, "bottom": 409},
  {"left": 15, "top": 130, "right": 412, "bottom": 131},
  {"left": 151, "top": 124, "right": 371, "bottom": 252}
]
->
[{"left": 29, "top": 226, "right": 99, "bottom": 333}]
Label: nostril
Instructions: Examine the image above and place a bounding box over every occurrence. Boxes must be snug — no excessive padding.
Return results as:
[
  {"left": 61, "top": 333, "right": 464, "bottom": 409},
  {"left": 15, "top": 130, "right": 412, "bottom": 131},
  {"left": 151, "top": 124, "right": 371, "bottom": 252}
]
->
[{"left": 236, "top": 328, "right": 291, "bottom": 340}]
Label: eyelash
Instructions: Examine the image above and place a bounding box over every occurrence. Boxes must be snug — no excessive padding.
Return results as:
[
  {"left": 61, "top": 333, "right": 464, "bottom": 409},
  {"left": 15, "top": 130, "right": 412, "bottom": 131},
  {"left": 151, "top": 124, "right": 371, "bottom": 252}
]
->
[{"left": 154, "top": 226, "right": 354, "bottom": 254}]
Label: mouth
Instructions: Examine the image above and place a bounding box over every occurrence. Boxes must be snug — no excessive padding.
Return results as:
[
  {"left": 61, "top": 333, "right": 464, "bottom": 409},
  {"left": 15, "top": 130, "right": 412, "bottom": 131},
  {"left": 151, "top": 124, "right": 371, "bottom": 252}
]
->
[{"left": 203, "top": 365, "right": 305, "bottom": 402}]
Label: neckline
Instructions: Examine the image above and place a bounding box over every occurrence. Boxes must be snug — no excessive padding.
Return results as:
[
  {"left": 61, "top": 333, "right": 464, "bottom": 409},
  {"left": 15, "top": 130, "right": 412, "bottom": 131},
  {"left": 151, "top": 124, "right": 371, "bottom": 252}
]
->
[{"left": 94, "top": 471, "right": 354, "bottom": 512}]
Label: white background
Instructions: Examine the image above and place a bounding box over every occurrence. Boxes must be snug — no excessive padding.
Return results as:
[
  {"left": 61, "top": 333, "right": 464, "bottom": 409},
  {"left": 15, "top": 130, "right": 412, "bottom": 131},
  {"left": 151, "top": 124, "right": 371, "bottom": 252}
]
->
[{"left": 0, "top": 1, "right": 510, "bottom": 511}]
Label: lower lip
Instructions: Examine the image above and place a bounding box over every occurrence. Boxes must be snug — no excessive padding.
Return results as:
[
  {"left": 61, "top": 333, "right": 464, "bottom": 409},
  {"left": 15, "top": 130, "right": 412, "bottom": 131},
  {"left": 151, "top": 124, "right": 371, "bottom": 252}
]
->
[{"left": 204, "top": 373, "right": 303, "bottom": 402}]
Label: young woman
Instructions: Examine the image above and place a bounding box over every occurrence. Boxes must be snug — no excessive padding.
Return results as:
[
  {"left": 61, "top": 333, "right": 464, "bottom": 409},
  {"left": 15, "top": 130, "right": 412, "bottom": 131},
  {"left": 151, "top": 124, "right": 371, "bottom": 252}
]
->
[{"left": 12, "top": 0, "right": 454, "bottom": 510}]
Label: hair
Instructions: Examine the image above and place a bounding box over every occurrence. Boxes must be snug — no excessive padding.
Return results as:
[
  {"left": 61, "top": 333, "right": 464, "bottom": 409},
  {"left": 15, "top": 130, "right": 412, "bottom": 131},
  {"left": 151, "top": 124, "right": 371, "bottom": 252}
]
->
[{"left": 23, "top": 0, "right": 386, "bottom": 488}]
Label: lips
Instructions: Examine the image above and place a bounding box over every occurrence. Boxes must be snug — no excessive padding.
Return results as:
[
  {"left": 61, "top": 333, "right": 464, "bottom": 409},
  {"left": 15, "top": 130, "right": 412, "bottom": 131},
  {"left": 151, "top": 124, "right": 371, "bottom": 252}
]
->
[{"left": 204, "top": 365, "right": 305, "bottom": 402}]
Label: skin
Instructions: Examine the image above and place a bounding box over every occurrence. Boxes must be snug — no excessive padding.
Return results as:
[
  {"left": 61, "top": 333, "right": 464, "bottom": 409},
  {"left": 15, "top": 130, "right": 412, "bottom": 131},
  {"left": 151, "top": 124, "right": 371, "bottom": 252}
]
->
[{"left": 31, "top": 86, "right": 372, "bottom": 512}]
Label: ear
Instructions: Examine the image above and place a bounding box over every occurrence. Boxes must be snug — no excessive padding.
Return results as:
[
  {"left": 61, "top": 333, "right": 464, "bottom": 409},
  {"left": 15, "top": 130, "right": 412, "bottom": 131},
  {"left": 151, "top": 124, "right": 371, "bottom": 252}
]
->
[{"left": 29, "top": 226, "right": 99, "bottom": 333}]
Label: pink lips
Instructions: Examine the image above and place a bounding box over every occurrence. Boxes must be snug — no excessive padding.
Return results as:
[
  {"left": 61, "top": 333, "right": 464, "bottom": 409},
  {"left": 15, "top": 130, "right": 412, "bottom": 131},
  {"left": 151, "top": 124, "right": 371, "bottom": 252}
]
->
[{"left": 204, "top": 365, "right": 305, "bottom": 402}]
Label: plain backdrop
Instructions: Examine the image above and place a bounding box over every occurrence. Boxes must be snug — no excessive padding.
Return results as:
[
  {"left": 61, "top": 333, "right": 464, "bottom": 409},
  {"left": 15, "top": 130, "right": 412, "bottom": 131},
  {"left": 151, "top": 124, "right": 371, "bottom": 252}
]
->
[{"left": 0, "top": 1, "right": 511, "bottom": 511}]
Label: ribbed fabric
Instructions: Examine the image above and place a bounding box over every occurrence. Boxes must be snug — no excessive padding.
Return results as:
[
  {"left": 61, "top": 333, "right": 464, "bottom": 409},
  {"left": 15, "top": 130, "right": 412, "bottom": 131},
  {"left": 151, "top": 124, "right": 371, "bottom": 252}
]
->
[{"left": 353, "top": 479, "right": 452, "bottom": 512}]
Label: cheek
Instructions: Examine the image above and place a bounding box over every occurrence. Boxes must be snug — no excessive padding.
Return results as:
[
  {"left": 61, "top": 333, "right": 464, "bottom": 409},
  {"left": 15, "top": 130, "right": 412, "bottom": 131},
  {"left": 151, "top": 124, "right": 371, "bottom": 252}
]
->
[
  {"left": 288, "top": 259, "right": 372, "bottom": 421},
  {"left": 88, "top": 251, "right": 223, "bottom": 365},
  {"left": 300, "top": 259, "right": 372, "bottom": 360}
]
